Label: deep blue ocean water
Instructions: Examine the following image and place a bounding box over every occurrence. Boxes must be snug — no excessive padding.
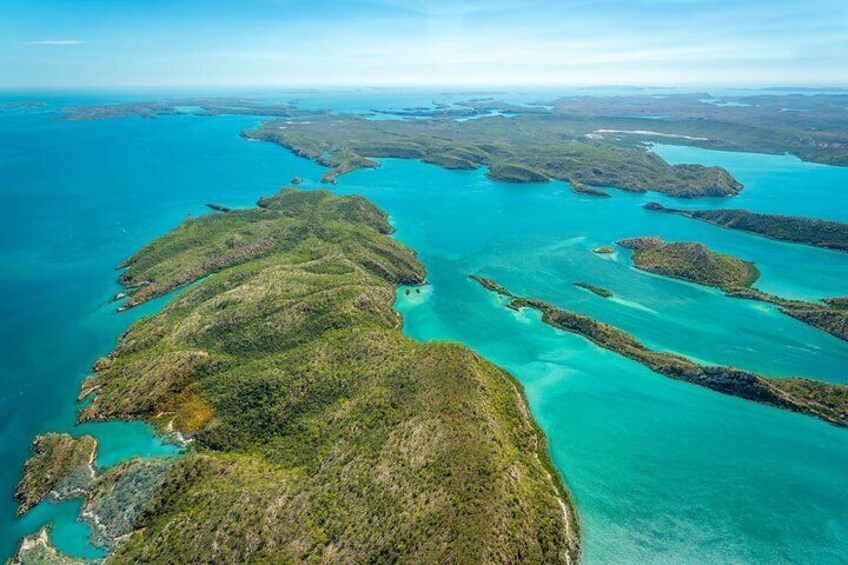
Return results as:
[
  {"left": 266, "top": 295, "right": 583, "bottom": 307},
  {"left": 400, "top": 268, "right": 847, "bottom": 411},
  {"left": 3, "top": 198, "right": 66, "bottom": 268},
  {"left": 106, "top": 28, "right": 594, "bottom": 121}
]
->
[{"left": 1, "top": 92, "right": 847, "bottom": 563}]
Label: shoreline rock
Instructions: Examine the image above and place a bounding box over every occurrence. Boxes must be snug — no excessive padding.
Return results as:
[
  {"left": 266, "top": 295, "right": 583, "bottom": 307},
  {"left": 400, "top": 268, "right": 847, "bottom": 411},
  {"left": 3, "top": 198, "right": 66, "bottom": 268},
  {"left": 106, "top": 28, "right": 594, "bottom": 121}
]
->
[{"left": 15, "top": 433, "right": 97, "bottom": 516}]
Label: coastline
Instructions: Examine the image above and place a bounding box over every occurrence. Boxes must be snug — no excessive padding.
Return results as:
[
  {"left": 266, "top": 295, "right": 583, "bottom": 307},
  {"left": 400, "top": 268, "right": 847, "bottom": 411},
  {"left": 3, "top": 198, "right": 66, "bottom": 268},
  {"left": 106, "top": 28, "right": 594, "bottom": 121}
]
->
[
  {"left": 12, "top": 189, "right": 581, "bottom": 563},
  {"left": 5, "top": 93, "right": 848, "bottom": 564}
]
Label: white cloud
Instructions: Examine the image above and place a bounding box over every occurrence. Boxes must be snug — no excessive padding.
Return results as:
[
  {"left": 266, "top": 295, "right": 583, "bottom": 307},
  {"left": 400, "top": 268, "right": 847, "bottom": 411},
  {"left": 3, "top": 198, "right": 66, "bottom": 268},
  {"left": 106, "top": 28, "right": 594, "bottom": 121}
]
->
[{"left": 22, "top": 40, "right": 84, "bottom": 46}]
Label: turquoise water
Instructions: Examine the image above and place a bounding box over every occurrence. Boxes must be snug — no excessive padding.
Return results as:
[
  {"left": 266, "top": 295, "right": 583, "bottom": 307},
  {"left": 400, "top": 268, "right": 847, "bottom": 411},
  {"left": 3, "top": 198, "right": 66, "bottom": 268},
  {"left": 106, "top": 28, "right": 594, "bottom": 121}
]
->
[
  {"left": 332, "top": 158, "right": 848, "bottom": 563},
  {"left": 1, "top": 95, "right": 847, "bottom": 563},
  {"left": 0, "top": 102, "right": 324, "bottom": 558}
]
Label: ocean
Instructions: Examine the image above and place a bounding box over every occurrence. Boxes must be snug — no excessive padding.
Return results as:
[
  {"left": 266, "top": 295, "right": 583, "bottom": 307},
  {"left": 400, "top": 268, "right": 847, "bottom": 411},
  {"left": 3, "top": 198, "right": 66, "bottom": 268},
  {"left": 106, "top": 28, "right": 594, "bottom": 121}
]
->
[{"left": 1, "top": 91, "right": 846, "bottom": 563}]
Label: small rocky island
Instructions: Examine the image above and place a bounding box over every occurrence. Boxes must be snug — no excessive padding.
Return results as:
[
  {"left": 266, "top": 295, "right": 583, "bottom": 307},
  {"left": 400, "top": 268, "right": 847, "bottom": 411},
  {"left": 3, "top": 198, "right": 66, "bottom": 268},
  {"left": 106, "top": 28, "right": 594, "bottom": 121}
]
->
[
  {"left": 472, "top": 276, "right": 848, "bottom": 427},
  {"left": 569, "top": 179, "right": 611, "bottom": 198},
  {"left": 574, "top": 281, "right": 613, "bottom": 297}
]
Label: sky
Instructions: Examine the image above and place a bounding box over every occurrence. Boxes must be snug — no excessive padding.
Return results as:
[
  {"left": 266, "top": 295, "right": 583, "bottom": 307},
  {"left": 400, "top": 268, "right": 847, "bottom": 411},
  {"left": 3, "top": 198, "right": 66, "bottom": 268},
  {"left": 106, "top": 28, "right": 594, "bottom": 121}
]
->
[{"left": 1, "top": 0, "right": 847, "bottom": 88}]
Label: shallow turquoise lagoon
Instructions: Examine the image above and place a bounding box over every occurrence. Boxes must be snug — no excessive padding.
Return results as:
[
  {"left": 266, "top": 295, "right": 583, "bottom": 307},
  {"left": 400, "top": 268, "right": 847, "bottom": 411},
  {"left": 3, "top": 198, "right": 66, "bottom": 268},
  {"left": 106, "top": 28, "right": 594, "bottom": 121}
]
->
[{"left": 1, "top": 98, "right": 846, "bottom": 563}]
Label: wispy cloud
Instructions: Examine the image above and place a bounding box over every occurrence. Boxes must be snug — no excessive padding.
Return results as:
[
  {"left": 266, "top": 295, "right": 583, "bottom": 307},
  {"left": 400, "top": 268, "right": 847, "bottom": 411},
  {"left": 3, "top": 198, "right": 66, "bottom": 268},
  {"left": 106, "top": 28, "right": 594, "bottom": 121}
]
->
[
  {"left": 3, "top": 0, "right": 847, "bottom": 87},
  {"left": 22, "top": 40, "right": 84, "bottom": 46}
]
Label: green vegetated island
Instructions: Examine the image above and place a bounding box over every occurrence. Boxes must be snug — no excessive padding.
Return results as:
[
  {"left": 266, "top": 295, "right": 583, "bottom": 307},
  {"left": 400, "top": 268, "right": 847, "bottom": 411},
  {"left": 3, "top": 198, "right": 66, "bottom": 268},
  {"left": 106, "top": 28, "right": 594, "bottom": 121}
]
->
[
  {"left": 644, "top": 202, "right": 848, "bottom": 252},
  {"left": 67, "top": 90, "right": 848, "bottom": 165},
  {"left": 244, "top": 113, "right": 743, "bottom": 198},
  {"left": 62, "top": 97, "right": 314, "bottom": 121},
  {"left": 573, "top": 282, "right": 613, "bottom": 298},
  {"left": 617, "top": 236, "right": 848, "bottom": 342},
  {"left": 471, "top": 276, "right": 848, "bottom": 428},
  {"left": 530, "top": 92, "right": 848, "bottom": 166},
  {"left": 65, "top": 92, "right": 848, "bottom": 192},
  {"left": 14, "top": 433, "right": 97, "bottom": 516},
  {"left": 569, "top": 180, "right": 611, "bottom": 198},
  {"left": 12, "top": 189, "right": 579, "bottom": 564}
]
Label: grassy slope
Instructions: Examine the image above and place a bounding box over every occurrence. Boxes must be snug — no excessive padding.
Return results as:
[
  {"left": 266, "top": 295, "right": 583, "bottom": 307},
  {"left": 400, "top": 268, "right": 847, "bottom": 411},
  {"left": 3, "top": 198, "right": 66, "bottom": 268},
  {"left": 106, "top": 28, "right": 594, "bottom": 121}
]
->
[
  {"left": 472, "top": 276, "right": 848, "bottom": 428},
  {"left": 62, "top": 189, "right": 578, "bottom": 564},
  {"left": 245, "top": 114, "right": 742, "bottom": 198}
]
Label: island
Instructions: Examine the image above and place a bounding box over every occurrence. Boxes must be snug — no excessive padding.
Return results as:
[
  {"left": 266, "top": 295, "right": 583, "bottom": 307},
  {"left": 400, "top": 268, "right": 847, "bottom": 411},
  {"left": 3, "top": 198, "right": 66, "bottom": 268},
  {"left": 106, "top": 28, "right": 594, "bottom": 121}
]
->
[
  {"left": 486, "top": 163, "right": 550, "bottom": 183},
  {"left": 617, "top": 236, "right": 848, "bottom": 341},
  {"left": 593, "top": 246, "right": 615, "bottom": 254},
  {"left": 244, "top": 113, "right": 742, "bottom": 198},
  {"left": 471, "top": 276, "right": 848, "bottom": 427},
  {"left": 9, "top": 526, "right": 86, "bottom": 565},
  {"left": 617, "top": 236, "right": 759, "bottom": 290},
  {"left": 63, "top": 97, "right": 311, "bottom": 121},
  {"left": 64, "top": 92, "right": 848, "bottom": 169},
  {"left": 15, "top": 433, "right": 96, "bottom": 516},
  {"left": 371, "top": 90, "right": 848, "bottom": 170},
  {"left": 205, "top": 203, "right": 232, "bottom": 213},
  {"left": 15, "top": 189, "right": 579, "bottom": 564},
  {"left": 14, "top": 442, "right": 176, "bottom": 560},
  {"left": 569, "top": 179, "right": 611, "bottom": 198},
  {"left": 825, "top": 297, "right": 848, "bottom": 308},
  {"left": 643, "top": 202, "right": 848, "bottom": 252},
  {"left": 574, "top": 282, "right": 613, "bottom": 297}
]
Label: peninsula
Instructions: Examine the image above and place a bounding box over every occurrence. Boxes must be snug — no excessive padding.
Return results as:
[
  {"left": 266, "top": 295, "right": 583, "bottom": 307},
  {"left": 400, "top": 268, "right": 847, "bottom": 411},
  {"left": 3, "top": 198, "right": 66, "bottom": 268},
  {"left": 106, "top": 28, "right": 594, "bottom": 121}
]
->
[
  {"left": 617, "top": 236, "right": 848, "bottom": 341},
  {"left": 14, "top": 189, "right": 579, "bottom": 564},
  {"left": 471, "top": 276, "right": 848, "bottom": 427},
  {"left": 644, "top": 202, "right": 848, "bottom": 252}
]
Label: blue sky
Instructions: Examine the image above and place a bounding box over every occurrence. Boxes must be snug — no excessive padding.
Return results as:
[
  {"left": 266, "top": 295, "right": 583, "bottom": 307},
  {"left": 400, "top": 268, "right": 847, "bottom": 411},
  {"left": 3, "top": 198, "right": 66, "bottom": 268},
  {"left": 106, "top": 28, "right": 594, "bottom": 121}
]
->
[{"left": 1, "top": 0, "right": 846, "bottom": 88}]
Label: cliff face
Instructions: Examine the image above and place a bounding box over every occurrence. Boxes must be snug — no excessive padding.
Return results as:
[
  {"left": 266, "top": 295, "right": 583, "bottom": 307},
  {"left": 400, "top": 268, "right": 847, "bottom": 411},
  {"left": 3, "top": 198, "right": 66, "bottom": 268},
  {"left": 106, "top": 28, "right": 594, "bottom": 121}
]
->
[{"left": 16, "top": 189, "right": 579, "bottom": 564}]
